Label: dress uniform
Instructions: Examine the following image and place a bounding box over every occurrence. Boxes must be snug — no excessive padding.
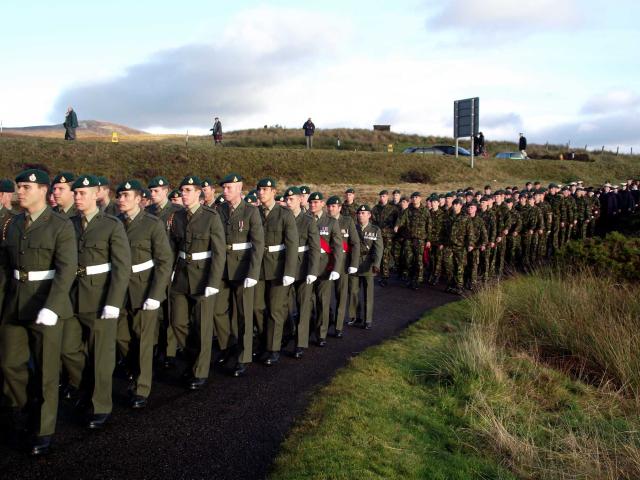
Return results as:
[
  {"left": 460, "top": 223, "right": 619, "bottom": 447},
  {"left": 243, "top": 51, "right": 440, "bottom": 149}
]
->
[
  {"left": 253, "top": 178, "right": 298, "bottom": 366},
  {"left": 168, "top": 175, "right": 226, "bottom": 389},
  {"left": 63, "top": 175, "right": 132, "bottom": 429},
  {"left": 115, "top": 180, "right": 173, "bottom": 407},
  {"left": 216, "top": 174, "right": 264, "bottom": 377},
  {"left": 52, "top": 172, "right": 78, "bottom": 217},
  {"left": 283, "top": 187, "right": 320, "bottom": 359},
  {"left": 348, "top": 205, "right": 382, "bottom": 329},
  {"left": 97, "top": 176, "right": 120, "bottom": 217},
  {"left": 0, "top": 169, "right": 77, "bottom": 455}
]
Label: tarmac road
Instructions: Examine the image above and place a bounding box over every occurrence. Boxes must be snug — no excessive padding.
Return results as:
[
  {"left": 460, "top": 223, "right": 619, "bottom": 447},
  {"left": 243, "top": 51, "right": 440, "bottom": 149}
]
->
[{"left": 0, "top": 280, "right": 456, "bottom": 479}]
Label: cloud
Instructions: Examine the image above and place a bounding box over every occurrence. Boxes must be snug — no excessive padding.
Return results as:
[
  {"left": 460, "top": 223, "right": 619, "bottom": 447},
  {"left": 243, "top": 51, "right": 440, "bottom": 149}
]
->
[
  {"left": 580, "top": 89, "right": 640, "bottom": 114},
  {"left": 481, "top": 112, "right": 522, "bottom": 129},
  {"left": 50, "top": 7, "right": 347, "bottom": 129}
]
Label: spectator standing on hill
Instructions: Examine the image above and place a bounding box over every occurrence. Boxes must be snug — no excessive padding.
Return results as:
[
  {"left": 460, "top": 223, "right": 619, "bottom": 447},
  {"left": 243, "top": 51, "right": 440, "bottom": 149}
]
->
[
  {"left": 302, "top": 118, "right": 315, "bottom": 149},
  {"left": 210, "top": 117, "right": 223, "bottom": 145},
  {"left": 475, "top": 132, "right": 485, "bottom": 156},
  {"left": 63, "top": 106, "right": 79, "bottom": 141},
  {"left": 518, "top": 133, "right": 527, "bottom": 158}
]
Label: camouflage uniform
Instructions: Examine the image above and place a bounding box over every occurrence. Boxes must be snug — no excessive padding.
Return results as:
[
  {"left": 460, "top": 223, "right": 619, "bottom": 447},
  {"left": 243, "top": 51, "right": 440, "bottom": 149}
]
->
[
  {"left": 427, "top": 208, "right": 446, "bottom": 284},
  {"left": 340, "top": 202, "right": 358, "bottom": 222},
  {"left": 395, "top": 204, "right": 429, "bottom": 287},
  {"left": 574, "top": 195, "right": 590, "bottom": 240},
  {"left": 505, "top": 204, "right": 523, "bottom": 266},
  {"left": 537, "top": 199, "right": 553, "bottom": 260},
  {"left": 466, "top": 214, "right": 488, "bottom": 288},
  {"left": 479, "top": 207, "right": 497, "bottom": 282},
  {"left": 545, "top": 193, "right": 565, "bottom": 255},
  {"left": 444, "top": 210, "right": 475, "bottom": 291},
  {"left": 562, "top": 194, "right": 577, "bottom": 245},
  {"left": 520, "top": 204, "right": 543, "bottom": 267},
  {"left": 371, "top": 202, "right": 399, "bottom": 279},
  {"left": 494, "top": 202, "right": 511, "bottom": 276}
]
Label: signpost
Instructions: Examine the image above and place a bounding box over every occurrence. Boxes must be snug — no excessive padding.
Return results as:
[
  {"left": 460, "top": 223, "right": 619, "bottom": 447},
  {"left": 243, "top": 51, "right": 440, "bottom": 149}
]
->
[{"left": 454, "top": 97, "right": 479, "bottom": 168}]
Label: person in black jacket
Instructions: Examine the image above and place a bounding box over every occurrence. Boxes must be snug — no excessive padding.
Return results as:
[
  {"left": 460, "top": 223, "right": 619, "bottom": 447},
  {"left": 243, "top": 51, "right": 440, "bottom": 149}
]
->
[
  {"left": 64, "top": 106, "right": 79, "bottom": 140},
  {"left": 302, "top": 118, "right": 315, "bottom": 149},
  {"left": 518, "top": 133, "right": 527, "bottom": 158}
]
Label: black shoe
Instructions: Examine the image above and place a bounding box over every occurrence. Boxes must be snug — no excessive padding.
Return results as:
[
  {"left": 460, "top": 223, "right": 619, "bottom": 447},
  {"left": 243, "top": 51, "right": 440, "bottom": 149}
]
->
[
  {"left": 87, "top": 413, "right": 111, "bottom": 430},
  {"left": 233, "top": 363, "right": 248, "bottom": 377},
  {"left": 334, "top": 330, "right": 343, "bottom": 339},
  {"left": 215, "top": 350, "right": 231, "bottom": 366},
  {"left": 428, "top": 276, "right": 439, "bottom": 286},
  {"left": 29, "top": 435, "right": 52, "bottom": 456},
  {"left": 189, "top": 377, "right": 207, "bottom": 390},
  {"left": 163, "top": 356, "right": 176, "bottom": 370},
  {"left": 378, "top": 279, "right": 388, "bottom": 287},
  {"left": 130, "top": 395, "right": 147, "bottom": 409},
  {"left": 346, "top": 318, "right": 356, "bottom": 326},
  {"left": 293, "top": 347, "right": 305, "bottom": 359},
  {"left": 411, "top": 281, "right": 419, "bottom": 291},
  {"left": 317, "top": 338, "right": 327, "bottom": 347},
  {"left": 263, "top": 352, "right": 280, "bottom": 366},
  {"left": 365, "top": 323, "right": 372, "bottom": 330},
  {"left": 61, "top": 384, "right": 79, "bottom": 402}
]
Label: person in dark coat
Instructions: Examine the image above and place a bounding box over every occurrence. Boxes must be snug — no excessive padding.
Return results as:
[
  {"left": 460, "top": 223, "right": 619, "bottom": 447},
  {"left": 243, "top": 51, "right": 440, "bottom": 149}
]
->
[
  {"left": 302, "top": 118, "right": 315, "bottom": 149},
  {"left": 518, "top": 133, "right": 527, "bottom": 158},
  {"left": 210, "top": 117, "right": 223, "bottom": 145},
  {"left": 64, "top": 106, "right": 79, "bottom": 141},
  {"left": 475, "top": 132, "right": 485, "bottom": 156},
  {"left": 599, "top": 183, "right": 618, "bottom": 233}
]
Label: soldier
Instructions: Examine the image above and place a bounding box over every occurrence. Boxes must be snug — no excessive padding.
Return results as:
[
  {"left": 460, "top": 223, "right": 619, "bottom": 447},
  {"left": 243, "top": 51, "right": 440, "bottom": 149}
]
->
[
  {"left": 520, "top": 194, "right": 544, "bottom": 268},
  {"left": 493, "top": 191, "right": 510, "bottom": 277},
  {"left": 0, "top": 169, "right": 77, "bottom": 456},
  {"left": 0, "top": 179, "right": 16, "bottom": 213},
  {"left": 168, "top": 175, "right": 225, "bottom": 388},
  {"left": 348, "top": 205, "right": 382, "bottom": 329},
  {"left": 504, "top": 198, "right": 522, "bottom": 266},
  {"left": 52, "top": 172, "right": 77, "bottom": 217},
  {"left": 444, "top": 199, "right": 475, "bottom": 295},
  {"left": 391, "top": 196, "right": 409, "bottom": 279},
  {"left": 391, "top": 189, "right": 402, "bottom": 206},
  {"left": 97, "top": 176, "right": 120, "bottom": 216},
  {"left": 586, "top": 188, "right": 599, "bottom": 237},
  {"left": 216, "top": 173, "right": 264, "bottom": 377},
  {"left": 62, "top": 174, "right": 131, "bottom": 430},
  {"left": 561, "top": 187, "right": 577, "bottom": 245},
  {"left": 283, "top": 187, "right": 320, "bottom": 359},
  {"left": 465, "top": 202, "right": 487, "bottom": 290},
  {"left": 326, "top": 196, "right": 360, "bottom": 337},
  {"left": 253, "top": 178, "right": 298, "bottom": 366},
  {"left": 299, "top": 186, "right": 311, "bottom": 213},
  {"left": 478, "top": 196, "right": 496, "bottom": 283},
  {"left": 169, "top": 189, "right": 183, "bottom": 206},
  {"left": 201, "top": 178, "right": 216, "bottom": 208},
  {"left": 140, "top": 189, "right": 152, "bottom": 209},
  {"left": 307, "top": 192, "right": 343, "bottom": 346},
  {"left": 371, "top": 190, "right": 398, "bottom": 287},
  {"left": 426, "top": 194, "right": 446, "bottom": 286},
  {"left": 545, "top": 183, "right": 565, "bottom": 255},
  {"left": 340, "top": 188, "right": 358, "bottom": 220},
  {"left": 115, "top": 180, "right": 172, "bottom": 408},
  {"left": 394, "top": 192, "right": 429, "bottom": 290},
  {"left": 574, "top": 187, "right": 590, "bottom": 240}
]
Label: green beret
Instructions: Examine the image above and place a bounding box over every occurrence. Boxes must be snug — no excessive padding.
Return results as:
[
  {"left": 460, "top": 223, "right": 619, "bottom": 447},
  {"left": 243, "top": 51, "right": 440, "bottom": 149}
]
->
[
  {"left": 466, "top": 201, "right": 479, "bottom": 208},
  {"left": 357, "top": 204, "right": 371, "bottom": 212},
  {"left": 142, "top": 189, "right": 151, "bottom": 199},
  {"left": 345, "top": 188, "right": 355, "bottom": 194},
  {"left": 257, "top": 177, "right": 276, "bottom": 189},
  {"left": 484, "top": 185, "right": 491, "bottom": 189},
  {"left": 561, "top": 186, "right": 569, "bottom": 192},
  {"left": 169, "top": 190, "right": 181, "bottom": 199},
  {"left": 275, "top": 194, "right": 285, "bottom": 202},
  {"left": 400, "top": 196, "right": 409, "bottom": 202},
  {"left": 71, "top": 174, "right": 100, "bottom": 190},
  {"left": 116, "top": 179, "right": 144, "bottom": 194},
  {"left": 428, "top": 194, "right": 439, "bottom": 201},
  {"left": 179, "top": 175, "right": 201, "bottom": 188},
  {"left": 480, "top": 195, "right": 491, "bottom": 202},
  {"left": 148, "top": 176, "right": 169, "bottom": 188},
  {"left": 283, "top": 186, "right": 301, "bottom": 197},
  {"left": 299, "top": 185, "right": 310, "bottom": 194},
  {"left": 326, "top": 195, "right": 342, "bottom": 205},
  {"left": 495, "top": 189, "right": 505, "bottom": 195},
  {"left": 244, "top": 193, "right": 258, "bottom": 204},
  {"left": 201, "top": 177, "right": 214, "bottom": 188},
  {"left": 16, "top": 169, "right": 50, "bottom": 186},
  {"left": 215, "top": 194, "right": 225, "bottom": 204},
  {"left": 0, "top": 179, "right": 15, "bottom": 192},
  {"left": 444, "top": 192, "right": 454, "bottom": 198},
  {"left": 410, "top": 191, "right": 421, "bottom": 198},
  {"left": 548, "top": 183, "right": 559, "bottom": 189},
  {"left": 504, "top": 198, "right": 513, "bottom": 204},
  {"left": 308, "top": 192, "right": 324, "bottom": 201},
  {"left": 452, "top": 199, "right": 463, "bottom": 206},
  {"left": 379, "top": 189, "right": 389, "bottom": 195},
  {"left": 247, "top": 189, "right": 257, "bottom": 197},
  {"left": 219, "top": 173, "right": 243, "bottom": 185},
  {"left": 392, "top": 189, "right": 401, "bottom": 194},
  {"left": 52, "top": 172, "right": 75, "bottom": 185},
  {"left": 97, "top": 176, "right": 110, "bottom": 187}
]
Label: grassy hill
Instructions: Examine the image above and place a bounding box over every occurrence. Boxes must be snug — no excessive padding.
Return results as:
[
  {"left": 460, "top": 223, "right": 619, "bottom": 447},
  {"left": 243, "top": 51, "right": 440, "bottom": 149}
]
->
[{"left": 3, "top": 120, "right": 147, "bottom": 138}]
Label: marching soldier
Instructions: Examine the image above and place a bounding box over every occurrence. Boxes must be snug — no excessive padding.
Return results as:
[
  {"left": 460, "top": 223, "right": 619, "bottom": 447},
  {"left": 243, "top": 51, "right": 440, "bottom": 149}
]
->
[
  {"left": 479, "top": 196, "right": 496, "bottom": 283},
  {"left": 97, "top": 176, "right": 120, "bottom": 216},
  {"left": 465, "top": 202, "right": 488, "bottom": 290},
  {"left": 169, "top": 189, "right": 183, "bottom": 206},
  {"left": 340, "top": 188, "right": 358, "bottom": 220},
  {"left": 216, "top": 174, "right": 264, "bottom": 377},
  {"left": 61, "top": 174, "right": 131, "bottom": 430},
  {"left": 52, "top": 172, "right": 77, "bottom": 217},
  {"left": 427, "top": 194, "right": 446, "bottom": 285},
  {"left": 444, "top": 199, "right": 475, "bottom": 295},
  {"left": 0, "top": 179, "right": 16, "bottom": 214},
  {"left": 254, "top": 178, "right": 298, "bottom": 366},
  {"left": 115, "top": 180, "right": 172, "bottom": 408},
  {"left": 371, "top": 190, "right": 399, "bottom": 287},
  {"left": 395, "top": 192, "right": 429, "bottom": 290},
  {"left": 348, "top": 205, "right": 382, "bottom": 329},
  {"left": 520, "top": 194, "right": 544, "bottom": 268},
  {"left": 201, "top": 178, "right": 216, "bottom": 208},
  {"left": 168, "top": 175, "right": 225, "bottom": 389},
  {"left": 0, "top": 169, "right": 77, "bottom": 456},
  {"left": 308, "top": 192, "right": 343, "bottom": 346}
]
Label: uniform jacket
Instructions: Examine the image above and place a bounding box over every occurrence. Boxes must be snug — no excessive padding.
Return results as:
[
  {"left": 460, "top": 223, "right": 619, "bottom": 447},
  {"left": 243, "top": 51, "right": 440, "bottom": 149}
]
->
[
  {"left": 71, "top": 212, "right": 132, "bottom": 314},
  {"left": 293, "top": 211, "right": 320, "bottom": 280},
  {"left": 356, "top": 223, "right": 383, "bottom": 276},
  {"left": 54, "top": 204, "right": 77, "bottom": 218},
  {"left": 337, "top": 215, "right": 360, "bottom": 271},
  {"left": 101, "top": 200, "right": 120, "bottom": 217},
  {"left": 314, "top": 212, "right": 343, "bottom": 277},
  {"left": 119, "top": 211, "right": 173, "bottom": 309},
  {"left": 146, "top": 201, "right": 182, "bottom": 233},
  {"left": 372, "top": 203, "right": 399, "bottom": 233},
  {"left": 0, "top": 208, "right": 77, "bottom": 321},
  {"left": 259, "top": 203, "right": 298, "bottom": 281}
]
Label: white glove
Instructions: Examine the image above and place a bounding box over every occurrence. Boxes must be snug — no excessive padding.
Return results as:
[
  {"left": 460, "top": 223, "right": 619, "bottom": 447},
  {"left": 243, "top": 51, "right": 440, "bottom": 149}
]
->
[
  {"left": 204, "top": 286, "right": 219, "bottom": 297},
  {"left": 282, "top": 276, "right": 295, "bottom": 287},
  {"left": 35, "top": 308, "right": 58, "bottom": 326},
  {"left": 305, "top": 274, "right": 317, "bottom": 285},
  {"left": 244, "top": 278, "right": 258, "bottom": 288},
  {"left": 143, "top": 298, "right": 161, "bottom": 310},
  {"left": 101, "top": 305, "right": 120, "bottom": 319},
  {"left": 348, "top": 267, "right": 358, "bottom": 275},
  {"left": 329, "top": 271, "right": 340, "bottom": 281}
]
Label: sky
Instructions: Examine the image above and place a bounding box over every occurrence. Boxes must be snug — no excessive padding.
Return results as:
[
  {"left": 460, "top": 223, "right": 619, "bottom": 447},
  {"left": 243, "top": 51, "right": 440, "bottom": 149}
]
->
[{"left": 1, "top": 0, "right": 639, "bottom": 148}]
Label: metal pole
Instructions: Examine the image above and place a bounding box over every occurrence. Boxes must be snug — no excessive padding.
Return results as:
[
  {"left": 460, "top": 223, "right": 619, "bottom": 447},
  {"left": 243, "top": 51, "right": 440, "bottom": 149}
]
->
[
  {"left": 455, "top": 138, "right": 459, "bottom": 158},
  {"left": 616, "top": 146, "right": 619, "bottom": 156},
  {"left": 471, "top": 135, "right": 475, "bottom": 169},
  {"left": 470, "top": 100, "right": 474, "bottom": 168}
]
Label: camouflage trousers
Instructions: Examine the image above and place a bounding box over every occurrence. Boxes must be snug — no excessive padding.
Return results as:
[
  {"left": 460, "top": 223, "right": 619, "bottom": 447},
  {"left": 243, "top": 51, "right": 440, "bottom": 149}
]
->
[
  {"left": 465, "top": 248, "right": 481, "bottom": 287},
  {"left": 561, "top": 223, "right": 575, "bottom": 245},
  {"left": 444, "top": 247, "right": 467, "bottom": 288},
  {"left": 506, "top": 235, "right": 521, "bottom": 267},
  {"left": 403, "top": 238, "right": 426, "bottom": 284},
  {"left": 380, "top": 230, "right": 395, "bottom": 278},
  {"left": 494, "top": 238, "right": 507, "bottom": 277},
  {"left": 521, "top": 233, "right": 538, "bottom": 267},
  {"left": 481, "top": 247, "right": 493, "bottom": 282},
  {"left": 548, "top": 223, "right": 561, "bottom": 256},
  {"left": 429, "top": 245, "right": 445, "bottom": 280},
  {"left": 538, "top": 232, "right": 550, "bottom": 260},
  {"left": 393, "top": 237, "right": 407, "bottom": 276}
]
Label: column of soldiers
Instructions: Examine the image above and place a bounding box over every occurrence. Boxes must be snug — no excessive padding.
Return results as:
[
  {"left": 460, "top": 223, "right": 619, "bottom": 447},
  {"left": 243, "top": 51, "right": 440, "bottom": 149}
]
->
[{"left": 0, "top": 173, "right": 383, "bottom": 456}]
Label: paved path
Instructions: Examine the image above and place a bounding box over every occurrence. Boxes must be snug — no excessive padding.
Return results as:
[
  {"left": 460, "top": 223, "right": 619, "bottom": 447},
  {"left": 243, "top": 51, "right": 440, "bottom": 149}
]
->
[{"left": 0, "top": 280, "right": 456, "bottom": 479}]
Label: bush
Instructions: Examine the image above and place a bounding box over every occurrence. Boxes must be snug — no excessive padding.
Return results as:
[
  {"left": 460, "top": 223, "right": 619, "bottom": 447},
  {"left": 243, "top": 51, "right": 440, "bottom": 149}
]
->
[{"left": 400, "top": 169, "right": 433, "bottom": 183}]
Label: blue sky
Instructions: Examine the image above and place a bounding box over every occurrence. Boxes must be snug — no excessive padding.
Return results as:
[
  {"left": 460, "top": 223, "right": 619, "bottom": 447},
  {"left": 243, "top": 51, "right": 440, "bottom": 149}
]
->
[{"left": 1, "top": 0, "right": 639, "bottom": 147}]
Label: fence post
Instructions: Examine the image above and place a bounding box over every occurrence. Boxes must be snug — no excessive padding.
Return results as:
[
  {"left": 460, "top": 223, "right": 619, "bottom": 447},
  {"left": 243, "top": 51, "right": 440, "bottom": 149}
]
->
[{"left": 616, "top": 146, "right": 619, "bottom": 156}]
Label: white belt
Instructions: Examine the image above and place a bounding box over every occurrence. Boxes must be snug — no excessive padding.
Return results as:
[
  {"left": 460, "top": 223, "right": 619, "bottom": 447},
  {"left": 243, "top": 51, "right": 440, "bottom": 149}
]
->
[
  {"left": 84, "top": 263, "right": 111, "bottom": 275},
  {"left": 132, "top": 259, "right": 154, "bottom": 273},
  {"left": 267, "top": 244, "right": 285, "bottom": 253},
  {"left": 13, "top": 269, "right": 55, "bottom": 281},
  {"left": 298, "top": 245, "right": 309, "bottom": 253},
  {"left": 228, "top": 242, "right": 252, "bottom": 251},
  {"left": 320, "top": 250, "right": 327, "bottom": 254},
  {"left": 178, "top": 251, "right": 212, "bottom": 261}
]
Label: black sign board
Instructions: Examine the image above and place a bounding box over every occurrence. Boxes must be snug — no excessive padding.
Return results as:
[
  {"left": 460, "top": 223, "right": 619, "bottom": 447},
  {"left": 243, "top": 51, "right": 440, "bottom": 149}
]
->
[{"left": 454, "top": 97, "right": 479, "bottom": 138}]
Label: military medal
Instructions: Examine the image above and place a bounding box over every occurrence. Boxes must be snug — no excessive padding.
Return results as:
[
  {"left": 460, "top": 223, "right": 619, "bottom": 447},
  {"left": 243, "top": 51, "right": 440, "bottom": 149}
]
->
[{"left": 239, "top": 220, "right": 244, "bottom": 232}]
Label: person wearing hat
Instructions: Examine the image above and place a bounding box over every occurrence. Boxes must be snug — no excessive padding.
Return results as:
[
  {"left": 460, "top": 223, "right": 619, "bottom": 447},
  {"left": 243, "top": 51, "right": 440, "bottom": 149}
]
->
[
  {"left": 244, "top": 193, "right": 258, "bottom": 205},
  {"left": 391, "top": 189, "right": 401, "bottom": 207},
  {"left": 443, "top": 199, "right": 474, "bottom": 295},
  {"left": 340, "top": 188, "right": 358, "bottom": 221},
  {"left": 371, "top": 190, "right": 399, "bottom": 287},
  {"left": 252, "top": 178, "right": 298, "bottom": 366},
  {"left": 519, "top": 194, "right": 543, "bottom": 268},
  {"left": 302, "top": 118, "right": 315, "bottom": 149},
  {"left": 348, "top": 204, "right": 382, "bottom": 329},
  {"left": 573, "top": 187, "right": 589, "bottom": 241},
  {"left": 0, "top": 179, "right": 16, "bottom": 228},
  {"left": 167, "top": 175, "right": 226, "bottom": 388},
  {"left": 201, "top": 178, "right": 216, "bottom": 208},
  {"left": 391, "top": 195, "right": 409, "bottom": 279},
  {"left": 60, "top": 174, "right": 131, "bottom": 430},
  {"left": 0, "top": 169, "right": 77, "bottom": 456},
  {"left": 113, "top": 180, "right": 172, "bottom": 408},
  {"left": 503, "top": 198, "right": 523, "bottom": 266},
  {"left": 326, "top": 196, "right": 360, "bottom": 337},
  {"left": 464, "top": 202, "right": 488, "bottom": 290},
  {"left": 394, "top": 192, "right": 429, "bottom": 290},
  {"left": 169, "top": 189, "right": 183, "bottom": 206},
  {"left": 535, "top": 189, "right": 553, "bottom": 260},
  {"left": 283, "top": 187, "right": 320, "bottom": 359},
  {"left": 586, "top": 188, "right": 599, "bottom": 238},
  {"left": 299, "top": 186, "right": 311, "bottom": 213},
  {"left": 307, "top": 192, "right": 343, "bottom": 346},
  {"left": 97, "top": 176, "right": 120, "bottom": 216},
  {"left": 216, "top": 173, "right": 264, "bottom": 377},
  {"left": 426, "top": 194, "right": 447, "bottom": 286},
  {"left": 275, "top": 194, "right": 286, "bottom": 207},
  {"left": 598, "top": 182, "right": 618, "bottom": 234},
  {"left": 492, "top": 190, "right": 511, "bottom": 277},
  {"left": 210, "top": 117, "right": 223, "bottom": 145},
  {"left": 545, "top": 183, "right": 565, "bottom": 254},
  {"left": 478, "top": 196, "right": 497, "bottom": 283},
  {"left": 560, "top": 187, "right": 577, "bottom": 246},
  {"left": 52, "top": 172, "right": 77, "bottom": 217}
]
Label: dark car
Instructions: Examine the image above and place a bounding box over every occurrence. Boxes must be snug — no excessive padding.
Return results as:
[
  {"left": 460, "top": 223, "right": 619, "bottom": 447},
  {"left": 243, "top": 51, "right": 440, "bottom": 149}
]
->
[
  {"left": 431, "top": 145, "right": 471, "bottom": 156},
  {"left": 402, "top": 147, "right": 444, "bottom": 155}
]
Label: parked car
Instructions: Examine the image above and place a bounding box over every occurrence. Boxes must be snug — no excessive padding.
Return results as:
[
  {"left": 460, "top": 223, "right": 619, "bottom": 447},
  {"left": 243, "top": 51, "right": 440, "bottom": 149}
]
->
[
  {"left": 495, "top": 152, "right": 526, "bottom": 160},
  {"left": 431, "top": 145, "right": 471, "bottom": 156},
  {"left": 402, "top": 147, "right": 444, "bottom": 155}
]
